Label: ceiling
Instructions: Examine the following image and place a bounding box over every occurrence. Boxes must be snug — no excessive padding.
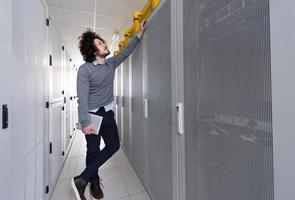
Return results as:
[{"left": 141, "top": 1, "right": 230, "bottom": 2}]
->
[{"left": 45, "top": 0, "right": 147, "bottom": 65}]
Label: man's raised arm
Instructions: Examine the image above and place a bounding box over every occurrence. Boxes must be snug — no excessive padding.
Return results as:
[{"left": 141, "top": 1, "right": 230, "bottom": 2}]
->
[{"left": 107, "top": 21, "right": 147, "bottom": 68}]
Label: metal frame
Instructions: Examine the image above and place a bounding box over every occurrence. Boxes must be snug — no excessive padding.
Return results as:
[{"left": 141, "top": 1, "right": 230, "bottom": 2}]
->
[
  {"left": 270, "top": 1, "right": 295, "bottom": 199},
  {"left": 128, "top": 54, "right": 133, "bottom": 158},
  {"left": 120, "top": 63, "right": 124, "bottom": 144},
  {"left": 43, "top": 2, "right": 50, "bottom": 199},
  {"left": 142, "top": 31, "right": 149, "bottom": 186},
  {"left": 171, "top": 0, "right": 185, "bottom": 199}
]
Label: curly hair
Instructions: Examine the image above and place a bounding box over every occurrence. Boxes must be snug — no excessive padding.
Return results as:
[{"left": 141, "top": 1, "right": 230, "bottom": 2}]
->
[{"left": 78, "top": 29, "right": 104, "bottom": 62}]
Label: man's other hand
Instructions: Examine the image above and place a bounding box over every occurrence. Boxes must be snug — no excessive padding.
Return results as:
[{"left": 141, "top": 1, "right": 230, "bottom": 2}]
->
[{"left": 82, "top": 125, "right": 96, "bottom": 135}]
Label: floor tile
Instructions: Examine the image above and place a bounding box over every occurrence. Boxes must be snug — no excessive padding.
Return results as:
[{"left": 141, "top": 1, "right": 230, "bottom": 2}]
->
[
  {"left": 119, "top": 165, "right": 145, "bottom": 196},
  {"left": 129, "top": 192, "right": 151, "bottom": 200}
]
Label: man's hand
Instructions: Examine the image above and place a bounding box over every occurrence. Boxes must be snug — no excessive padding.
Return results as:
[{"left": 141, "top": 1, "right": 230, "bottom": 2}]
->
[
  {"left": 138, "top": 21, "right": 147, "bottom": 38},
  {"left": 82, "top": 124, "right": 96, "bottom": 135},
  {"left": 141, "top": 20, "right": 147, "bottom": 34}
]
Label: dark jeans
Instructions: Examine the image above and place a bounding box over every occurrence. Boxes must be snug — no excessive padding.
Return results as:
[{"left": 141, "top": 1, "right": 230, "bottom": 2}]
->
[{"left": 80, "top": 108, "right": 120, "bottom": 183}]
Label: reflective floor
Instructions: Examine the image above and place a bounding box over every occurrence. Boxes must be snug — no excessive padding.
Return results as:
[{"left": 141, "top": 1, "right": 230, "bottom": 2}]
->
[{"left": 51, "top": 131, "right": 151, "bottom": 200}]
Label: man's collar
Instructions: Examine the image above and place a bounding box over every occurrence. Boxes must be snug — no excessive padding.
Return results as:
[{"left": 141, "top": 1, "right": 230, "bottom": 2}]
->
[
  {"left": 92, "top": 60, "right": 99, "bottom": 66},
  {"left": 92, "top": 59, "right": 107, "bottom": 66}
]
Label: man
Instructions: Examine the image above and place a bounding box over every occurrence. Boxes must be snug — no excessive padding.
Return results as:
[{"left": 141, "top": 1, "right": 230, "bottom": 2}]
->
[{"left": 72, "top": 21, "right": 147, "bottom": 200}]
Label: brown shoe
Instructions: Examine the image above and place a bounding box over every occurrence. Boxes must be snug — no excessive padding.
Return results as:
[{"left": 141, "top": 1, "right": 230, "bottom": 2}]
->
[
  {"left": 90, "top": 178, "right": 104, "bottom": 199},
  {"left": 71, "top": 176, "right": 87, "bottom": 200}
]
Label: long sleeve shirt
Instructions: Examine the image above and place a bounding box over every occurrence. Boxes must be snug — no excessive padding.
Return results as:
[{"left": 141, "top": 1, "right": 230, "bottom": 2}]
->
[{"left": 77, "top": 35, "right": 141, "bottom": 128}]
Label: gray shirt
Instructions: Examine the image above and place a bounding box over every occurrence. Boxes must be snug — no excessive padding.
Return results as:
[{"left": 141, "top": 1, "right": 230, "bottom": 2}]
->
[{"left": 77, "top": 36, "right": 141, "bottom": 128}]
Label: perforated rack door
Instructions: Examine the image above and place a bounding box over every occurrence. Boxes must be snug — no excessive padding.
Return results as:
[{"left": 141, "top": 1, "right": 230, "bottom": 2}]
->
[
  {"left": 146, "top": 1, "right": 173, "bottom": 199},
  {"left": 183, "top": 0, "right": 273, "bottom": 199}
]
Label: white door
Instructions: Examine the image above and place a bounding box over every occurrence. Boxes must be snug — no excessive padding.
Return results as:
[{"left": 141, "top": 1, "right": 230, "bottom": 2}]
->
[
  {"left": 0, "top": 52, "right": 12, "bottom": 200},
  {"left": 47, "top": 19, "right": 64, "bottom": 197},
  {"left": 0, "top": 0, "right": 14, "bottom": 199}
]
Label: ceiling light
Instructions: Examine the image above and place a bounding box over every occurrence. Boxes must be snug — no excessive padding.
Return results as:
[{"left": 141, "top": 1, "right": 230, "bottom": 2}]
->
[{"left": 112, "top": 32, "right": 120, "bottom": 41}]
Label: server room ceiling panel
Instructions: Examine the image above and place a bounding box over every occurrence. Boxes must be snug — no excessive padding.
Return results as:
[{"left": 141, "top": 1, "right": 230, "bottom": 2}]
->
[{"left": 45, "top": 0, "right": 147, "bottom": 65}]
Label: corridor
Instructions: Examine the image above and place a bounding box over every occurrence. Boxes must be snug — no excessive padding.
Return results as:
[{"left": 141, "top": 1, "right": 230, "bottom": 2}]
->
[{"left": 50, "top": 132, "right": 150, "bottom": 200}]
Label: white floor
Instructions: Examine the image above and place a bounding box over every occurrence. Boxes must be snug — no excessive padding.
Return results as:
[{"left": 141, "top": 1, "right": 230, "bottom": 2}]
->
[{"left": 51, "top": 131, "right": 151, "bottom": 200}]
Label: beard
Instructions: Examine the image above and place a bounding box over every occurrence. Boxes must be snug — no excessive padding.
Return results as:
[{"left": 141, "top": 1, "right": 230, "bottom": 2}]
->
[
  {"left": 104, "top": 50, "right": 111, "bottom": 57},
  {"left": 97, "top": 49, "right": 110, "bottom": 58}
]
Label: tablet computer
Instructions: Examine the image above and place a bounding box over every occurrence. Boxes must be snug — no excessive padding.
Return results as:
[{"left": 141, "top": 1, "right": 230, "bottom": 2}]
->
[{"left": 77, "top": 113, "right": 103, "bottom": 135}]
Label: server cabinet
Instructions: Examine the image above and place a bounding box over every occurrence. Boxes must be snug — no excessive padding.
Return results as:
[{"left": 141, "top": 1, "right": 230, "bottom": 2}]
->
[
  {"left": 114, "top": 70, "right": 118, "bottom": 122},
  {"left": 122, "top": 58, "right": 131, "bottom": 154},
  {"left": 1, "top": 0, "right": 48, "bottom": 199},
  {"left": 131, "top": 40, "right": 146, "bottom": 180},
  {"left": 183, "top": 0, "right": 273, "bottom": 199},
  {"left": 145, "top": 1, "right": 173, "bottom": 199},
  {"left": 49, "top": 27, "right": 63, "bottom": 100},
  {"left": 48, "top": 102, "right": 63, "bottom": 188},
  {"left": 0, "top": 53, "right": 13, "bottom": 200},
  {"left": 25, "top": 0, "right": 48, "bottom": 199},
  {"left": 10, "top": 0, "right": 27, "bottom": 185},
  {"left": 115, "top": 65, "right": 123, "bottom": 142},
  {"left": 69, "top": 63, "right": 78, "bottom": 146},
  {"left": 47, "top": 21, "right": 64, "bottom": 196},
  {"left": 64, "top": 51, "right": 72, "bottom": 153}
]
